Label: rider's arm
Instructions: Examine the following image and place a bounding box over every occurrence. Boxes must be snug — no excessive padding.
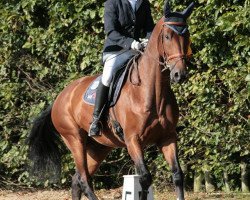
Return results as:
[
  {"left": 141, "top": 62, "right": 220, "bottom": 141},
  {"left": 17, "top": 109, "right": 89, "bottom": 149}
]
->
[{"left": 104, "top": 0, "right": 134, "bottom": 50}]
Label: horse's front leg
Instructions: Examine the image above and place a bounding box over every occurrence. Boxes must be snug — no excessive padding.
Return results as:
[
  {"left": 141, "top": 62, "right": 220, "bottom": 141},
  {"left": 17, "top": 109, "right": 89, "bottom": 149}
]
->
[
  {"left": 157, "top": 135, "right": 184, "bottom": 200},
  {"left": 126, "top": 135, "right": 152, "bottom": 200}
]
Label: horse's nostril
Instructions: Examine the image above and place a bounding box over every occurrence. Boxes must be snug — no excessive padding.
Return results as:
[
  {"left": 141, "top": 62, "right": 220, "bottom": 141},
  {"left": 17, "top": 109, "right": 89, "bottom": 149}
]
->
[{"left": 174, "top": 72, "right": 179, "bottom": 78}]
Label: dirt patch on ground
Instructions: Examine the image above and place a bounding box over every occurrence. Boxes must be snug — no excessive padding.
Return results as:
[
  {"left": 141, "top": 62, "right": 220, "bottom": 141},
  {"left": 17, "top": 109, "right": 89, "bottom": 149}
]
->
[
  {"left": 0, "top": 189, "right": 71, "bottom": 200},
  {"left": 0, "top": 188, "right": 122, "bottom": 200},
  {"left": 0, "top": 188, "right": 249, "bottom": 200}
]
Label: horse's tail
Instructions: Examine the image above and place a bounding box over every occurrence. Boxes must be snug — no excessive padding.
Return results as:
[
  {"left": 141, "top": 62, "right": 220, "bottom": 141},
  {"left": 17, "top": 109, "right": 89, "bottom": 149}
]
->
[{"left": 27, "top": 105, "right": 63, "bottom": 182}]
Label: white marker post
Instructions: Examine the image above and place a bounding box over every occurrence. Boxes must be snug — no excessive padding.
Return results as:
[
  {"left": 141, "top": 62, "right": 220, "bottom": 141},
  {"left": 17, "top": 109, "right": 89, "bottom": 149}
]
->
[{"left": 122, "top": 175, "right": 154, "bottom": 200}]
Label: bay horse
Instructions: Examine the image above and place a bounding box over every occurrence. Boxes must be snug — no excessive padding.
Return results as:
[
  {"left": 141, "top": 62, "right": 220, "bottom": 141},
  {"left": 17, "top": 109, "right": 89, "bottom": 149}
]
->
[{"left": 27, "top": 1, "right": 194, "bottom": 200}]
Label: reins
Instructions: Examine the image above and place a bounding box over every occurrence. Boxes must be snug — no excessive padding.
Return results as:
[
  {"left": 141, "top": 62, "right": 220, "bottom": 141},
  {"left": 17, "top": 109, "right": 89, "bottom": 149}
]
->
[{"left": 128, "top": 52, "right": 142, "bottom": 86}]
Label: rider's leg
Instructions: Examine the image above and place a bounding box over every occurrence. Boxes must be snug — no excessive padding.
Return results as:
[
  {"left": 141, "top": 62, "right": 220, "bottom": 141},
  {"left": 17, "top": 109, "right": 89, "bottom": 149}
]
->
[
  {"left": 88, "top": 50, "right": 137, "bottom": 137},
  {"left": 101, "top": 50, "right": 138, "bottom": 86},
  {"left": 88, "top": 81, "right": 109, "bottom": 137}
]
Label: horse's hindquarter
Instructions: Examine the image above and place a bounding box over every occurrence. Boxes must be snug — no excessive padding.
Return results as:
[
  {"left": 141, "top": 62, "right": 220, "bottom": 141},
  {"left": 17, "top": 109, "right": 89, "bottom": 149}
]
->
[{"left": 51, "top": 76, "right": 95, "bottom": 135}]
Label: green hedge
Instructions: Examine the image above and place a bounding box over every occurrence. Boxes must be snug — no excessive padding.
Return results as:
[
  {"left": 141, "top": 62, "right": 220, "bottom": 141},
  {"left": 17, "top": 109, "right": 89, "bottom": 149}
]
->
[{"left": 0, "top": 0, "right": 249, "bottom": 190}]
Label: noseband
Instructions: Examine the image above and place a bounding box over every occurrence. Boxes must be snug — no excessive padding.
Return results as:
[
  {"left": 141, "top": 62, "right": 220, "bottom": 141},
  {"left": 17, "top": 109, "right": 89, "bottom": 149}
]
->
[{"left": 161, "top": 21, "right": 192, "bottom": 72}]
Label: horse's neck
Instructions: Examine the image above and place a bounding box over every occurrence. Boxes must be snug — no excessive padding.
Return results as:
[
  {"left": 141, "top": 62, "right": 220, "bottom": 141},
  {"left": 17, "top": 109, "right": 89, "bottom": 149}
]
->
[
  {"left": 126, "top": 18, "right": 174, "bottom": 117},
  {"left": 138, "top": 39, "right": 171, "bottom": 114}
]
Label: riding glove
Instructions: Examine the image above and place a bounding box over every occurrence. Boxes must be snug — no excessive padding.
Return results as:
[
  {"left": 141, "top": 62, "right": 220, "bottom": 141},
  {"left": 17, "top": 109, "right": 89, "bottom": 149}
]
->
[{"left": 131, "top": 40, "right": 142, "bottom": 50}]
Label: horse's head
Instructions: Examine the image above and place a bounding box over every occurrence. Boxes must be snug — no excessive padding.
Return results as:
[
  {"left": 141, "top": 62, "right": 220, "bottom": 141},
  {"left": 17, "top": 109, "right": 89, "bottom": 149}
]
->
[{"left": 159, "top": 1, "right": 194, "bottom": 83}]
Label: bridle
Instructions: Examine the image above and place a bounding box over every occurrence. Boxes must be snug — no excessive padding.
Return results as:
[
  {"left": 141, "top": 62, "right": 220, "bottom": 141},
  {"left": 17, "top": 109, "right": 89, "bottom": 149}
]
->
[
  {"left": 129, "top": 21, "right": 192, "bottom": 85},
  {"left": 160, "top": 21, "right": 192, "bottom": 72}
]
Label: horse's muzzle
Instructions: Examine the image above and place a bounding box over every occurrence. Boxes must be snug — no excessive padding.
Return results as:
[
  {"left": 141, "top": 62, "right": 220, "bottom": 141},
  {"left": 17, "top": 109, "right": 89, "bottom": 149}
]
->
[{"left": 170, "top": 68, "right": 188, "bottom": 83}]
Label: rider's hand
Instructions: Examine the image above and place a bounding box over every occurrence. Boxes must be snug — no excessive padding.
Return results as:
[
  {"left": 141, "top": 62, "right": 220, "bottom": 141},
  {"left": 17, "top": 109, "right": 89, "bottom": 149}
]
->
[
  {"left": 131, "top": 40, "right": 142, "bottom": 50},
  {"left": 140, "top": 38, "right": 149, "bottom": 48}
]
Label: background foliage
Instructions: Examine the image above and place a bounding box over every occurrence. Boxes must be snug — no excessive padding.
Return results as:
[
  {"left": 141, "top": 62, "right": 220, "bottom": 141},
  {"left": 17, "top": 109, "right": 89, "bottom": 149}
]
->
[{"left": 0, "top": 0, "right": 249, "bottom": 191}]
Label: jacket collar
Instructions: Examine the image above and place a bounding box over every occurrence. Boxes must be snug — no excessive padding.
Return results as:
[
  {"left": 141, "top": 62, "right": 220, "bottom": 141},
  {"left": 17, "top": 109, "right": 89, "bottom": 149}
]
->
[
  {"left": 135, "top": 0, "right": 143, "bottom": 11},
  {"left": 123, "top": 0, "right": 143, "bottom": 12}
]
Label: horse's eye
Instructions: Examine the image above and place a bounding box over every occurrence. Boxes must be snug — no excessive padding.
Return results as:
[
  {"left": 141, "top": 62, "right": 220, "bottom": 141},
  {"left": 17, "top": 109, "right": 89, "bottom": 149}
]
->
[{"left": 165, "top": 35, "right": 170, "bottom": 40}]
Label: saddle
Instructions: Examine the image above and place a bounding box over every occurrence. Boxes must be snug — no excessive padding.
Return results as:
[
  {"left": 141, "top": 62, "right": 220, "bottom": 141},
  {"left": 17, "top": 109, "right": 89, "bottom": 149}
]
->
[
  {"left": 83, "top": 53, "right": 141, "bottom": 107},
  {"left": 83, "top": 53, "right": 141, "bottom": 140}
]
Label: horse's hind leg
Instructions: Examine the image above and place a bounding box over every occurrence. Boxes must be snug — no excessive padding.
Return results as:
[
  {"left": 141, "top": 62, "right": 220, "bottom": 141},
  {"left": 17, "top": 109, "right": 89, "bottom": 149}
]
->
[
  {"left": 72, "top": 172, "right": 83, "bottom": 199},
  {"left": 60, "top": 128, "right": 112, "bottom": 200},
  {"left": 59, "top": 128, "right": 97, "bottom": 200},
  {"left": 81, "top": 137, "right": 113, "bottom": 198},
  {"left": 126, "top": 135, "right": 152, "bottom": 200},
  {"left": 157, "top": 135, "right": 184, "bottom": 200}
]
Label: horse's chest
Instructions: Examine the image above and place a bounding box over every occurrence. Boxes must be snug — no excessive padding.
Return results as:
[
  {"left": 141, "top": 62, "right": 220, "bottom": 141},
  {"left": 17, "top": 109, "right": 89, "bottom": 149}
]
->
[{"left": 140, "top": 116, "right": 175, "bottom": 143}]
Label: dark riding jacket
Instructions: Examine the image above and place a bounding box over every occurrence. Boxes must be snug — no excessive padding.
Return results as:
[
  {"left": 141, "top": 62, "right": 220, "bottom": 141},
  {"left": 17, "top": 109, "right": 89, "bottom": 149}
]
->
[{"left": 103, "top": 0, "right": 154, "bottom": 52}]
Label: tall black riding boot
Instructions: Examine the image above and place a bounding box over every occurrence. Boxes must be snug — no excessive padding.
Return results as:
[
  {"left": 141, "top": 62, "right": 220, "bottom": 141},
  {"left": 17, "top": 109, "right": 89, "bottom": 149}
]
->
[{"left": 88, "top": 82, "right": 109, "bottom": 137}]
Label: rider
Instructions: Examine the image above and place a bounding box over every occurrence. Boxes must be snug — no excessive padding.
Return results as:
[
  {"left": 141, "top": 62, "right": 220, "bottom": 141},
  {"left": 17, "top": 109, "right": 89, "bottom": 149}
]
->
[{"left": 89, "top": 0, "right": 154, "bottom": 137}]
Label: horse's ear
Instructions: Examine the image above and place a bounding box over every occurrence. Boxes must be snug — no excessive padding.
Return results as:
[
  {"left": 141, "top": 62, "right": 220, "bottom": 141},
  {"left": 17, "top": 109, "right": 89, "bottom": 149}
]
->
[
  {"left": 182, "top": 2, "right": 195, "bottom": 19},
  {"left": 164, "top": 1, "right": 171, "bottom": 17}
]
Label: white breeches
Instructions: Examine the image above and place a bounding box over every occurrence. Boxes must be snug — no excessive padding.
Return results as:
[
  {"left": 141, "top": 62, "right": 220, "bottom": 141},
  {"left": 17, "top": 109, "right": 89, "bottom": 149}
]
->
[{"left": 101, "top": 50, "right": 137, "bottom": 87}]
